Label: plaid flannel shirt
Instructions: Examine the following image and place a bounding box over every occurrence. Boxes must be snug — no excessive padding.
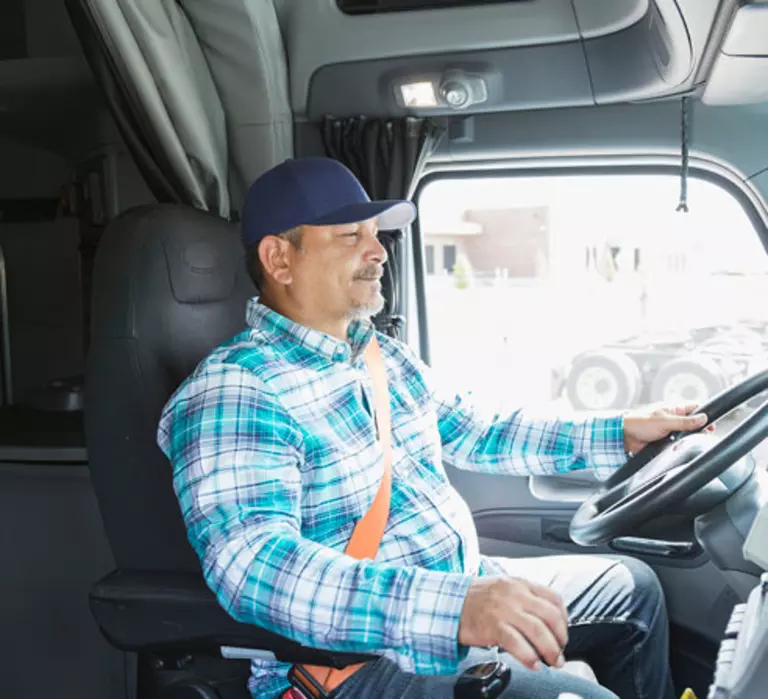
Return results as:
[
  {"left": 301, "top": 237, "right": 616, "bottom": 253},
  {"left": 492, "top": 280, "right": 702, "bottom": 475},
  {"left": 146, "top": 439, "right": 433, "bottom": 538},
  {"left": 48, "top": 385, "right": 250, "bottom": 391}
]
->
[{"left": 157, "top": 298, "right": 626, "bottom": 698}]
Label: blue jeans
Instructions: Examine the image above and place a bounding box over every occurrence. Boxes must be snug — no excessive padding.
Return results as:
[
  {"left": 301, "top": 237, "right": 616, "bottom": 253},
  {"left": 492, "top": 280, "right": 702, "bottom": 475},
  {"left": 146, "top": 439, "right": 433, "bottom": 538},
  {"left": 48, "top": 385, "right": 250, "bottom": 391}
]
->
[{"left": 334, "top": 555, "right": 676, "bottom": 699}]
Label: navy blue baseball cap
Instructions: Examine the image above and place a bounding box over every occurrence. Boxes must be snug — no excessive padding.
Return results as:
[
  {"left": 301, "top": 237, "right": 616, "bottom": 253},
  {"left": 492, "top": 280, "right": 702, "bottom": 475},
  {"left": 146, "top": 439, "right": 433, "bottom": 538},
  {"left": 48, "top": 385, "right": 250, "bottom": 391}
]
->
[{"left": 241, "top": 157, "right": 417, "bottom": 249}]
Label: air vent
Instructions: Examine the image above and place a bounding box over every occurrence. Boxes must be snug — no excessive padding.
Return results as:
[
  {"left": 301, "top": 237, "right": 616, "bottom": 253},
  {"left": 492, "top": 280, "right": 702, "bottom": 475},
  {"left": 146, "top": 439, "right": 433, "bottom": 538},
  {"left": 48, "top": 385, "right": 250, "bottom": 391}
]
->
[{"left": 338, "top": 0, "right": 532, "bottom": 15}]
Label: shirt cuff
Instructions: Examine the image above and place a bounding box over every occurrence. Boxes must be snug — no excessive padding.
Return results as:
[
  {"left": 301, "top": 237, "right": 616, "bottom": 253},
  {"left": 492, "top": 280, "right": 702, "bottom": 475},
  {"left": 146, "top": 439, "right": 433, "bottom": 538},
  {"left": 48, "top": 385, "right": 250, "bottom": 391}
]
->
[
  {"left": 401, "top": 568, "right": 474, "bottom": 676},
  {"left": 584, "top": 415, "right": 627, "bottom": 480}
]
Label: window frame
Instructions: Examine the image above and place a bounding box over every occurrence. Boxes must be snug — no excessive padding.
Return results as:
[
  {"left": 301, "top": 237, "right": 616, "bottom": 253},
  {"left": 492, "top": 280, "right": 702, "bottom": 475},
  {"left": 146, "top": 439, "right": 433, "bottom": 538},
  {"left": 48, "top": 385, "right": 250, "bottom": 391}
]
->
[{"left": 409, "top": 163, "right": 768, "bottom": 365}]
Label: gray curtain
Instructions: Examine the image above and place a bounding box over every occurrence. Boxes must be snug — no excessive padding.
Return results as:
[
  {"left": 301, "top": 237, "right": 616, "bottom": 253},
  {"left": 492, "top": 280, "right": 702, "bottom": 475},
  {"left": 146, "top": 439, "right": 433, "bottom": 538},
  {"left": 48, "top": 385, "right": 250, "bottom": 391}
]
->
[
  {"left": 66, "top": 0, "right": 230, "bottom": 218},
  {"left": 322, "top": 116, "right": 443, "bottom": 337},
  {"left": 181, "top": 0, "right": 294, "bottom": 216},
  {"left": 67, "top": 0, "right": 294, "bottom": 220}
]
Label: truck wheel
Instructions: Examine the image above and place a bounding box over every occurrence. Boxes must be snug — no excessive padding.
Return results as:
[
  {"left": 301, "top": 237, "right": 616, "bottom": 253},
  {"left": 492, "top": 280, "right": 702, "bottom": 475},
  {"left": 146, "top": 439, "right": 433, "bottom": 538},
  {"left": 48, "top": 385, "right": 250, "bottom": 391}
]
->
[
  {"left": 566, "top": 351, "right": 641, "bottom": 411},
  {"left": 650, "top": 357, "right": 726, "bottom": 406}
]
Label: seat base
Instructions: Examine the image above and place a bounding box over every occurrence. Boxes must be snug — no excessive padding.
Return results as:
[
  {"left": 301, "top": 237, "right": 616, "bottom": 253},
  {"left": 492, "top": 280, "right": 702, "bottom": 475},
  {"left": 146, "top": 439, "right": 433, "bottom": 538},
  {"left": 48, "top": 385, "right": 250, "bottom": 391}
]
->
[
  {"left": 134, "top": 649, "right": 251, "bottom": 699},
  {"left": 91, "top": 570, "right": 373, "bottom": 668}
]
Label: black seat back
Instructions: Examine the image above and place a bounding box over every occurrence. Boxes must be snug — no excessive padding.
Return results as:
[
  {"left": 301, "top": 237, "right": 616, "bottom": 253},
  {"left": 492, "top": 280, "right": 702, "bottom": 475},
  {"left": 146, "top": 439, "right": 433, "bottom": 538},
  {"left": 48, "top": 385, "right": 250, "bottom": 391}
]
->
[{"left": 86, "top": 204, "right": 255, "bottom": 571}]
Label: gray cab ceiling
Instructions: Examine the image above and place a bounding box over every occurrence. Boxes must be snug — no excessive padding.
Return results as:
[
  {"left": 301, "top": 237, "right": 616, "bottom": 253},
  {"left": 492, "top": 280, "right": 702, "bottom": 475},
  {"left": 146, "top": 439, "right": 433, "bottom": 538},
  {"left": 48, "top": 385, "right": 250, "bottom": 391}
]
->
[{"left": 274, "top": 0, "right": 721, "bottom": 120}]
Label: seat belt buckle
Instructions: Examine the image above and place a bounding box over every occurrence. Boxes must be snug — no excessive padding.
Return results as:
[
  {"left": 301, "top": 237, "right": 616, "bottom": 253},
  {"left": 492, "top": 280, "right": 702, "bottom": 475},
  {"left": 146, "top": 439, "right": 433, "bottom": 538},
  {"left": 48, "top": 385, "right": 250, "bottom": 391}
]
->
[
  {"left": 454, "top": 661, "right": 511, "bottom": 699},
  {"left": 286, "top": 665, "right": 332, "bottom": 699}
]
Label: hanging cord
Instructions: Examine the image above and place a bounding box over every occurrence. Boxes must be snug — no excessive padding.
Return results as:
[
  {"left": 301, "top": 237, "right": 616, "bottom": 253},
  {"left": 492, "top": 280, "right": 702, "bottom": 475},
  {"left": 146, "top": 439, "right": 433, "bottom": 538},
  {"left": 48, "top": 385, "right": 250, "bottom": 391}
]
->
[{"left": 677, "top": 95, "right": 691, "bottom": 213}]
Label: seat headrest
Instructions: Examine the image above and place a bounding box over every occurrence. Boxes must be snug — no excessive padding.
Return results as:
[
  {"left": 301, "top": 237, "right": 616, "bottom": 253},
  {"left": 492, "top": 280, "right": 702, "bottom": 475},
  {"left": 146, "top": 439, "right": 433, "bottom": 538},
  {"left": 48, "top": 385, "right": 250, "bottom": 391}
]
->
[
  {"left": 163, "top": 221, "right": 241, "bottom": 305},
  {"left": 91, "top": 203, "right": 254, "bottom": 344}
]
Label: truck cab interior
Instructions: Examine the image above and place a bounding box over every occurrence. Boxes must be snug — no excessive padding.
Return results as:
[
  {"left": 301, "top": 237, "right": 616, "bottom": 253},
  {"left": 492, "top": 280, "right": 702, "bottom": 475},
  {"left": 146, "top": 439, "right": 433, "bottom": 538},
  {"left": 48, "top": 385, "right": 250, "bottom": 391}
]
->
[{"left": 2, "top": 1, "right": 768, "bottom": 698}]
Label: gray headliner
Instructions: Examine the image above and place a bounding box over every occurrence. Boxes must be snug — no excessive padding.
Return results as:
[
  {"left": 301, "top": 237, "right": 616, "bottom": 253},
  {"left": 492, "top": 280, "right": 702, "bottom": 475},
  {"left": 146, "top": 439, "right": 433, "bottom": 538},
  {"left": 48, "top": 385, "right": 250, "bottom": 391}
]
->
[
  {"left": 427, "top": 100, "right": 768, "bottom": 188},
  {"left": 277, "top": 0, "right": 651, "bottom": 115}
]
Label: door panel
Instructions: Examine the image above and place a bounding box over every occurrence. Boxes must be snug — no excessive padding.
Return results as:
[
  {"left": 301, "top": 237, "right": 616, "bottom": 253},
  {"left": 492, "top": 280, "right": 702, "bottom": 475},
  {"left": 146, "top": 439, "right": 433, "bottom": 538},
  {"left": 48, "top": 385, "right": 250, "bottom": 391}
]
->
[
  {"left": 529, "top": 471, "right": 600, "bottom": 502},
  {"left": 447, "top": 463, "right": 736, "bottom": 642},
  {"left": 419, "top": 169, "right": 768, "bottom": 646}
]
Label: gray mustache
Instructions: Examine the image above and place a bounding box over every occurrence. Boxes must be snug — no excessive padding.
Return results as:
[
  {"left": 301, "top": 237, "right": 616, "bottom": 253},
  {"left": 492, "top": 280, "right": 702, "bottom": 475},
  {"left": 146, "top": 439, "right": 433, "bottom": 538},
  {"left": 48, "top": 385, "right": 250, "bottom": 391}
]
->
[{"left": 354, "top": 267, "right": 383, "bottom": 281}]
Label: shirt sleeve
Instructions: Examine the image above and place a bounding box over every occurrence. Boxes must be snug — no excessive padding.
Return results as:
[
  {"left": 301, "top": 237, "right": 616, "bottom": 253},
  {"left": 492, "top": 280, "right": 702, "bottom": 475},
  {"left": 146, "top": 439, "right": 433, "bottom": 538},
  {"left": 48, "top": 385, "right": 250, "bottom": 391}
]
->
[
  {"left": 436, "top": 390, "right": 627, "bottom": 479},
  {"left": 478, "top": 555, "right": 508, "bottom": 578},
  {"left": 157, "top": 362, "right": 473, "bottom": 676},
  {"left": 391, "top": 340, "right": 627, "bottom": 480}
]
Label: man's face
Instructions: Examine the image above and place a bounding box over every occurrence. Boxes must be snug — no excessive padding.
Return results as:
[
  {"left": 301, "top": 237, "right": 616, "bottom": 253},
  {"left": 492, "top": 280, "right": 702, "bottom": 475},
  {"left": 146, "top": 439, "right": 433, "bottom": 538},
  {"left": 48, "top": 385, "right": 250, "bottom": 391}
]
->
[{"left": 282, "top": 218, "right": 388, "bottom": 322}]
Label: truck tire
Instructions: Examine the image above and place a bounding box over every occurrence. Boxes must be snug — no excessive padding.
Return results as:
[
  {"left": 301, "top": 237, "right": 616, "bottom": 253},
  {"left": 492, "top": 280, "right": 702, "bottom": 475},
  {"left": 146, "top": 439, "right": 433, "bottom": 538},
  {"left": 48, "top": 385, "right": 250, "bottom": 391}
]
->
[
  {"left": 566, "top": 350, "right": 641, "bottom": 411},
  {"left": 650, "top": 357, "right": 726, "bottom": 406}
]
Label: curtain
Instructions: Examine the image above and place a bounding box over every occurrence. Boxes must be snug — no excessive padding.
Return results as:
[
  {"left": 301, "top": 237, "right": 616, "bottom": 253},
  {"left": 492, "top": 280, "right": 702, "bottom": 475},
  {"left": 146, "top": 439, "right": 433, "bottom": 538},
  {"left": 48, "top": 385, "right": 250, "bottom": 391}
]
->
[
  {"left": 180, "top": 0, "right": 293, "bottom": 216},
  {"left": 65, "top": 0, "right": 230, "bottom": 219},
  {"left": 322, "top": 116, "right": 443, "bottom": 337}
]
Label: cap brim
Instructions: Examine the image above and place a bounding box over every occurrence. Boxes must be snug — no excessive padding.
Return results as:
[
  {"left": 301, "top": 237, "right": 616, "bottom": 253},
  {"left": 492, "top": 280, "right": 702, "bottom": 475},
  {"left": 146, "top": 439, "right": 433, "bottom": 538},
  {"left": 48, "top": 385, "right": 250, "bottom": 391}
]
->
[{"left": 304, "top": 200, "right": 416, "bottom": 231}]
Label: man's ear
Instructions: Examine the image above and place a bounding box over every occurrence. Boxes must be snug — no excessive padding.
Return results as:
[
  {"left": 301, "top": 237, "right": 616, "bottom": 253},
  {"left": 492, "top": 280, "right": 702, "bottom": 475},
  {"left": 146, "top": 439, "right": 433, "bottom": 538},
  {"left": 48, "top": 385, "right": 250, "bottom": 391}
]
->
[{"left": 259, "top": 236, "right": 293, "bottom": 286}]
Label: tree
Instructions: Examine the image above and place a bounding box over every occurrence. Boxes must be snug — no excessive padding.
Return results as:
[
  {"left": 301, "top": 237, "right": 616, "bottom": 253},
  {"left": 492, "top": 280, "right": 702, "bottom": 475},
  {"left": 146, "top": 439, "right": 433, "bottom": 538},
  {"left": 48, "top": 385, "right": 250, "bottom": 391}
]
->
[{"left": 453, "top": 260, "right": 469, "bottom": 289}]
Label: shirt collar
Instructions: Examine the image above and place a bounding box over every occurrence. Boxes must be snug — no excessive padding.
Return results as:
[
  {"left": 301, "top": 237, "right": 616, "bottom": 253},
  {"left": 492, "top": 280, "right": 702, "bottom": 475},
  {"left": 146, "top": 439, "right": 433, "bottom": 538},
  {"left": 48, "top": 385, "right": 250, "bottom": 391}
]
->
[{"left": 245, "top": 297, "right": 375, "bottom": 363}]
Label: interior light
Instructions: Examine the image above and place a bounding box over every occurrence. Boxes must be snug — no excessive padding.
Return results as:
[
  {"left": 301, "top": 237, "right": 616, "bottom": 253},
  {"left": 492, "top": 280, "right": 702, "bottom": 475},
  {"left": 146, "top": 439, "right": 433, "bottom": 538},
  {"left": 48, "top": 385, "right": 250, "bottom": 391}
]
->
[
  {"left": 400, "top": 81, "right": 438, "bottom": 108},
  {"left": 440, "top": 81, "right": 471, "bottom": 109}
]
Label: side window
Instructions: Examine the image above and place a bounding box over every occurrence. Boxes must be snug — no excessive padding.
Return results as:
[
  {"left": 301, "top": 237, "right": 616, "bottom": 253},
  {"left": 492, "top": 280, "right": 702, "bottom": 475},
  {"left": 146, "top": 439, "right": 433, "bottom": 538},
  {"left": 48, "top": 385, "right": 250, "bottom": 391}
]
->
[{"left": 417, "top": 173, "right": 768, "bottom": 420}]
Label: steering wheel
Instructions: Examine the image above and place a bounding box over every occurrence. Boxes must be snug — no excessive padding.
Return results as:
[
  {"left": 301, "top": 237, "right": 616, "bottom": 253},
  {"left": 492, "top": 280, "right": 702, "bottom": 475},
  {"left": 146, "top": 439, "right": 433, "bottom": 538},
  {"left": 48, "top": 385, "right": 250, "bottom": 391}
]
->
[{"left": 569, "top": 369, "right": 768, "bottom": 547}]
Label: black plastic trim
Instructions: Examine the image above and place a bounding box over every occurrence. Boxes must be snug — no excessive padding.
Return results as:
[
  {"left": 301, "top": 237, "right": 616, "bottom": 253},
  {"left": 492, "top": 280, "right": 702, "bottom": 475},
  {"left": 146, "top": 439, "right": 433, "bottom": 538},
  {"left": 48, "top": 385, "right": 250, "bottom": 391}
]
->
[
  {"left": 337, "top": 0, "right": 524, "bottom": 15},
  {"left": 0, "top": 446, "right": 88, "bottom": 464}
]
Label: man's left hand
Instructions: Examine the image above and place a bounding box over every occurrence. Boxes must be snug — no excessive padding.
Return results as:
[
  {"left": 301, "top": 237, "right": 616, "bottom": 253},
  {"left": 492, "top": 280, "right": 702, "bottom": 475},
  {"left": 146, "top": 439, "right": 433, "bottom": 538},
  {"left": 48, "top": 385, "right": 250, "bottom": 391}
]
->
[{"left": 623, "top": 403, "right": 713, "bottom": 455}]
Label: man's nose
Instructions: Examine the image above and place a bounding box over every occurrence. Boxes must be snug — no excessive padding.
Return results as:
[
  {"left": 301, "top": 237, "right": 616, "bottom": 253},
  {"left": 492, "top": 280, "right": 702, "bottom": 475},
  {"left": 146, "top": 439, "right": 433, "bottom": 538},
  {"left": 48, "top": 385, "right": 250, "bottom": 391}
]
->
[{"left": 364, "top": 232, "right": 388, "bottom": 265}]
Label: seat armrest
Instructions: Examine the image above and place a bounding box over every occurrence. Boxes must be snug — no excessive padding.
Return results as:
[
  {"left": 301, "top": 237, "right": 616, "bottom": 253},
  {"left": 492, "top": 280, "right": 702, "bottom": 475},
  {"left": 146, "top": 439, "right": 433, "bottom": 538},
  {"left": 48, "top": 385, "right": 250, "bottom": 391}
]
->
[{"left": 90, "top": 570, "right": 374, "bottom": 669}]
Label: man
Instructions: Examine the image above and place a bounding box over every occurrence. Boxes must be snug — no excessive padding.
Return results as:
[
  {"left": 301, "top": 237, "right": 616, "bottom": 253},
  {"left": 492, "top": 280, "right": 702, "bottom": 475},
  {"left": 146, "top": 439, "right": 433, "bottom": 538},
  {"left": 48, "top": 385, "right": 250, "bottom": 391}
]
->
[{"left": 158, "top": 157, "right": 709, "bottom": 699}]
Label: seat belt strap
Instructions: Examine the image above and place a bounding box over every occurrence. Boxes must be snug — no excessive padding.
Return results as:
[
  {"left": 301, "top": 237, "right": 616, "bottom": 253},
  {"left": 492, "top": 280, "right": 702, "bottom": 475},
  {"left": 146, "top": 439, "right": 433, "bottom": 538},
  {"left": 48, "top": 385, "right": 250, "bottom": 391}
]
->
[
  {"left": 342, "top": 334, "right": 393, "bottom": 559},
  {"left": 287, "top": 335, "right": 393, "bottom": 697}
]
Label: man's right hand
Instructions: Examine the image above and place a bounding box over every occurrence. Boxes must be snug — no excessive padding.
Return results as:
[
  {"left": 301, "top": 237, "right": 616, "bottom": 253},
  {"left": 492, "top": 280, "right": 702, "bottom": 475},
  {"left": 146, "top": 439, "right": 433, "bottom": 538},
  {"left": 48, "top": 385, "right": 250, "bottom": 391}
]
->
[{"left": 458, "top": 576, "right": 569, "bottom": 671}]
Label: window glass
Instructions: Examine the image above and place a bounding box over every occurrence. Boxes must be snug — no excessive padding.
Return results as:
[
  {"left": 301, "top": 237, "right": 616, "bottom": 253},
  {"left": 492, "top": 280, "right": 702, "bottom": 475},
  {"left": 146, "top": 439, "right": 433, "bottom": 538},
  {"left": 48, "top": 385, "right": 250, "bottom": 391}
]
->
[{"left": 418, "top": 173, "right": 768, "bottom": 431}]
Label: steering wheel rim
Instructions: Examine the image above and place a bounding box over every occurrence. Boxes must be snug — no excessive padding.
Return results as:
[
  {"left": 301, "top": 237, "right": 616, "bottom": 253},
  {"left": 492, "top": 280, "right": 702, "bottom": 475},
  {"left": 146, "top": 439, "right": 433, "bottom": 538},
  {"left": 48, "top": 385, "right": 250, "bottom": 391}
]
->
[{"left": 569, "top": 368, "right": 768, "bottom": 547}]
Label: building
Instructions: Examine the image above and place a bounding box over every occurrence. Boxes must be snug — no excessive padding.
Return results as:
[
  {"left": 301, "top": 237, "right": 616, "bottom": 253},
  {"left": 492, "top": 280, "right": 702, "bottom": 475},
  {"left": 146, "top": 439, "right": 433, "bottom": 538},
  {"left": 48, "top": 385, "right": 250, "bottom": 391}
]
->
[{"left": 421, "top": 205, "right": 549, "bottom": 283}]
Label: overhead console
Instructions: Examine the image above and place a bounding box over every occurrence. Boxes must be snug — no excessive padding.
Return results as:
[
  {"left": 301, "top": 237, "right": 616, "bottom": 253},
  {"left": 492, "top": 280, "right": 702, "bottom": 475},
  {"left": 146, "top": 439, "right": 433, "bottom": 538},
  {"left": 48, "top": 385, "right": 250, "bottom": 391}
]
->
[
  {"left": 296, "top": 0, "right": 696, "bottom": 120},
  {"left": 702, "top": 3, "right": 768, "bottom": 106}
]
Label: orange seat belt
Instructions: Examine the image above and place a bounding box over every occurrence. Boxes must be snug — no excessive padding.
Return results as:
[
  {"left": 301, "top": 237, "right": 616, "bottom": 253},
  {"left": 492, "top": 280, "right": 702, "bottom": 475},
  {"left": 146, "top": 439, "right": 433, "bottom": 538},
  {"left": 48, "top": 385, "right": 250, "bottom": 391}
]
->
[{"left": 287, "top": 335, "right": 393, "bottom": 697}]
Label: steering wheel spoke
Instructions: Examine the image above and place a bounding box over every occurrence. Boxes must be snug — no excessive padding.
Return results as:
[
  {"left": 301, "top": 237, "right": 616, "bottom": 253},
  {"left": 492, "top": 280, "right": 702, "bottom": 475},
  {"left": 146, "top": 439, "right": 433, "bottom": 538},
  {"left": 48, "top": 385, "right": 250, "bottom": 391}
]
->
[
  {"left": 599, "top": 463, "right": 686, "bottom": 518},
  {"left": 570, "top": 369, "right": 768, "bottom": 547}
]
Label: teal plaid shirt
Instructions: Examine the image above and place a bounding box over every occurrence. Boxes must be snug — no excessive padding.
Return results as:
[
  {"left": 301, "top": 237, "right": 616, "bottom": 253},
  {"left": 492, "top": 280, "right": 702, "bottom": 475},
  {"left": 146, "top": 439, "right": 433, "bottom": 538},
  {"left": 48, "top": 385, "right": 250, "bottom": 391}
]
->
[{"left": 157, "top": 298, "right": 626, "bottom": 698}]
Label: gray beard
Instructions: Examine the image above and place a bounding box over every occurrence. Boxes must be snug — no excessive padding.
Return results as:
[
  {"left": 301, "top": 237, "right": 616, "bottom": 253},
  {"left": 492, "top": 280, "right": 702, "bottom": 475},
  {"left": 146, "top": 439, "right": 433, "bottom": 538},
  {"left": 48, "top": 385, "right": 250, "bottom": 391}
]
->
[{"left": 347, "top": 292, "right": 385, "bottom": 321}]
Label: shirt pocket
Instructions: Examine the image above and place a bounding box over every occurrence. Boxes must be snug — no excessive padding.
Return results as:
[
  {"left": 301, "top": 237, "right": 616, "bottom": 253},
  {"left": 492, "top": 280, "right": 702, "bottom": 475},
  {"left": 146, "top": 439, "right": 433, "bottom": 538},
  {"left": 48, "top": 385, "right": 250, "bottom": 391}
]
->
[{"left": 390, "top": 388, "right": 441, "bottom": 467}]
